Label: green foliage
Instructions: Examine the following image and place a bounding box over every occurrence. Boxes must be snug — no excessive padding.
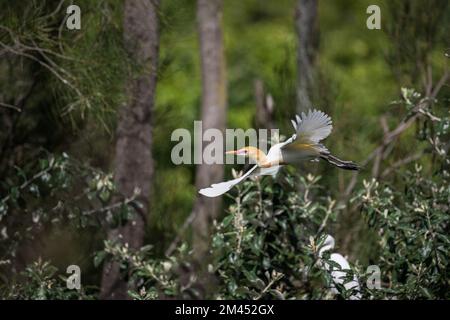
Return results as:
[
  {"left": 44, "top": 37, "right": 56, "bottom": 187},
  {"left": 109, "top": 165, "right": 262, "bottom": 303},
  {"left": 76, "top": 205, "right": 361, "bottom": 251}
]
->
[
  {"left": 208, "top": 83, "right": 449, "bottom": 300},
  {"left": 210, "top": 171, "right": 346, "bottom": 299},
  {"left": 95, "top": 241, "right": 194, "bottom": 299},
  {"left": 1, "top": 0, "right": 449, "bottom": 300},
  {"left": 350, "top": 91, "right": 450, "bottom": 298},
  {"left": 385, "top": 0, "right": 449, "bottom": 84},
  {"left": 0, "top": 151, "right": 140, "bottom": 293},
  {"left": 0, "top": 0, "right": 127, "bottom": 131},
  {"left": 354, "top": 173, "right": 450, "bottom": 299},
  {"left": 1, "top": 259, "right": 94, "bottom": 299}
]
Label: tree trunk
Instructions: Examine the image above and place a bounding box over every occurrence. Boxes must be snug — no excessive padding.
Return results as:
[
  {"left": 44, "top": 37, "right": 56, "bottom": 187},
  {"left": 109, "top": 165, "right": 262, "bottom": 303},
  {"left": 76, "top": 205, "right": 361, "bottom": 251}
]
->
[
  {"left": 295, "top": 0, "right": 319, "bottom": 113},
  {"left": 254, "top": 79, "right": 275, "bottom": 130},
  {"left": 100, "top": 0, "right": 159, "bottom": 300},
  {"left": 191, "top": 0, "right": 227, "bottom": 259}
]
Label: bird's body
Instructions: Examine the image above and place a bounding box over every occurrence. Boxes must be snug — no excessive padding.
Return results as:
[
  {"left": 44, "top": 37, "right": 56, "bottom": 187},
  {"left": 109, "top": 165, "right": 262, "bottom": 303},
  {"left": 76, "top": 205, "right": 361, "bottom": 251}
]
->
[
  {"left": 318, "top": 235, "right": 361, "bottom": 300},
  {"left": 199, "top": 109, "right": 359, "bottom": 198}
]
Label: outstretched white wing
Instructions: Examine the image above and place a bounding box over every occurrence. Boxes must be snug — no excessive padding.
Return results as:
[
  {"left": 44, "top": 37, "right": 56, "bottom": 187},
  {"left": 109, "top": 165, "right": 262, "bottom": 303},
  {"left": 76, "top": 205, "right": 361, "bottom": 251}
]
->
[
  {"left": 199, "top": 165, "right": 258, "bottom": 198},
  {"left": 289, "top": 109, "right": 332, "bottom": 144}
]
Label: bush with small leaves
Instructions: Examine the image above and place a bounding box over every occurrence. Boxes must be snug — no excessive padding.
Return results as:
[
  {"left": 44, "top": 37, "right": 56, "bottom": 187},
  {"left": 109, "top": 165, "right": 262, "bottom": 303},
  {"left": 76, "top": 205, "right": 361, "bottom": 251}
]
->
[
  {"left": 0, "top": 151, "right": 140, "bottom": 296},
  {"left": 95, "top": 241, "right": 195, "bottom": 299},
  {"left": 209, "top": 171, "right": 354, "bottom": 299},
  {"left": 1, "top": 259, "right": 94, "bottom": 299}
]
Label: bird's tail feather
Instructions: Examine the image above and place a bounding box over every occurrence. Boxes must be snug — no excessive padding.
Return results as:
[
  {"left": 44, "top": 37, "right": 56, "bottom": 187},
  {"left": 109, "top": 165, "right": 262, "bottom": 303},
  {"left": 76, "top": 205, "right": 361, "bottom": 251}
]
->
[{"left": 320, "top": 153, "right": 360, "bottom": 171}]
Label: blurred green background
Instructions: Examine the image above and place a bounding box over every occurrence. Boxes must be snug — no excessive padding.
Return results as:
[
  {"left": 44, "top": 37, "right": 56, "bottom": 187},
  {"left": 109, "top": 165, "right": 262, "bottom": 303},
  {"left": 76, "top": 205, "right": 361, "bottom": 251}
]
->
[{"left": 1, "top": 0, "right": 448, "bottom": 292}]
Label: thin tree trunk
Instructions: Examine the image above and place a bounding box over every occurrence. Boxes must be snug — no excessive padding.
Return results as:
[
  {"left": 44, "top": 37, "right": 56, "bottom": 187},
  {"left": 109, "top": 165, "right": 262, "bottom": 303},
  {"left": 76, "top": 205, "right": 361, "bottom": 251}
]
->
[
  {"left": 191, "top": 0, "right": 227, "bottom": 259},
  {"left": 295, "top": 0, "right": 319, "bottom": 113},
  {"left": 100, "top": 0, "right": 159, "bottom": 299},
  {"left": 254, "top": 79, "right": 275, "bottom": 130}
]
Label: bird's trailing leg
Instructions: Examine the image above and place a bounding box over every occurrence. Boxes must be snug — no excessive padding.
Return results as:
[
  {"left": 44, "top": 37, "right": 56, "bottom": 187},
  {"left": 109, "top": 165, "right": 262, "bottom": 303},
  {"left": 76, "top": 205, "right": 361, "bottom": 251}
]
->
[{"left": 320, "top": 153, "right": 360, "bottom": 171}]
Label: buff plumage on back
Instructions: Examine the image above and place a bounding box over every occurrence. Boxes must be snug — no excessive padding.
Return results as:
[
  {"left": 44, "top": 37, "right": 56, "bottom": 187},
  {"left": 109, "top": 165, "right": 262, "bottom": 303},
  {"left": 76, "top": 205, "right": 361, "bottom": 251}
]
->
[{"left": 290, "top": 109, "right": 333, "bottom": 144}]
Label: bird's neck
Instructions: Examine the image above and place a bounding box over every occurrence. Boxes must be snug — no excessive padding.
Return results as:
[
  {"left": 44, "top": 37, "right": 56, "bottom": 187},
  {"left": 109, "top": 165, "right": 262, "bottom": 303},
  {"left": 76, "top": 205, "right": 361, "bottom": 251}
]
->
[{"left": 251, "top": 149, "right": 269, "bottom": 166}]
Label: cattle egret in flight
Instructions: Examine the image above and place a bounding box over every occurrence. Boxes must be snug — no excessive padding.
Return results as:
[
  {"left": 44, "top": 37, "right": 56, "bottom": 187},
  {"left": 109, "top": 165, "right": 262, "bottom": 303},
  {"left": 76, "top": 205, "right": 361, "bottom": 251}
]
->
[{"left": 199, "top": 109, "right": 359, "bottom": 198}]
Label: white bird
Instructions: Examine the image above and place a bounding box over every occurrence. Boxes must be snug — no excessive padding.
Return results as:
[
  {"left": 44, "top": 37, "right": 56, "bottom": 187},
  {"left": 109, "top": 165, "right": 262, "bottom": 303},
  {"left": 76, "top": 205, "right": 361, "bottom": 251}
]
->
[
  {"left": 199, "top": 109, "right": 359, "bottom": 198},
  {"left": 318, "top": 235, "right": 361, "bottom": 300}
]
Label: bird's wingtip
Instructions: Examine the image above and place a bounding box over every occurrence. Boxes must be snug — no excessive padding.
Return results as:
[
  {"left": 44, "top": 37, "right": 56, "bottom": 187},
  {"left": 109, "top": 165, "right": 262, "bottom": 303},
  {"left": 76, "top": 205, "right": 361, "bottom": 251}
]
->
[
  {"left": 291, "top": 119, "right": 297, "bottom": 131},
  {"left": 199, "top": 187, "right": 220, "bottom": 198}
]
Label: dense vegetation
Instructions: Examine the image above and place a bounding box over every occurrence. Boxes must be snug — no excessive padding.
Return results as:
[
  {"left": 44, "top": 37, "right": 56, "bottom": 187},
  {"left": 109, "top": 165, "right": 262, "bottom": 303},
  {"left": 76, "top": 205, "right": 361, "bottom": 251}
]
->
[{"left": 0, "top": 0, "right": 449, "bottom": 299}]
